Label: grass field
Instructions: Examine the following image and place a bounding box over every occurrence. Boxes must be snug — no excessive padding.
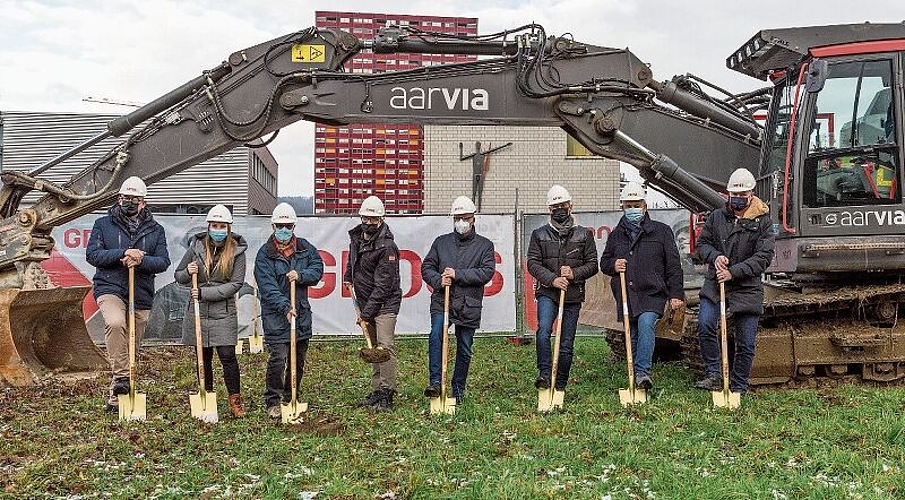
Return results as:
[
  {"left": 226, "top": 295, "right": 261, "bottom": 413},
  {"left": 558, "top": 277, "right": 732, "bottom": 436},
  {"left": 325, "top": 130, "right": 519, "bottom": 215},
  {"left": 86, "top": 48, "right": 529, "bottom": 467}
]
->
[{"left": 2, "top": 337, "right": 904, "bottom": 499}]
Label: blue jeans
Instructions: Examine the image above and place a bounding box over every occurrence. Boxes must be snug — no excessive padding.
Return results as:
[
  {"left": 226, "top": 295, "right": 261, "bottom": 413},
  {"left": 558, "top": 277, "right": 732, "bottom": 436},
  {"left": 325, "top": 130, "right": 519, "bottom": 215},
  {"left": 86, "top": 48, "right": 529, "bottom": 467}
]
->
[
  {"left": 630, "top": 311, "right": 661, "bottom": 378},
  {"left": 697, "top": 297, "right": 759, "bottom": 393},
  {"left": 535, "top": 295, "right": 581, "bottom": 389},
  {"left": 427, "top": 312, "right": 475, "bottom": 397}
]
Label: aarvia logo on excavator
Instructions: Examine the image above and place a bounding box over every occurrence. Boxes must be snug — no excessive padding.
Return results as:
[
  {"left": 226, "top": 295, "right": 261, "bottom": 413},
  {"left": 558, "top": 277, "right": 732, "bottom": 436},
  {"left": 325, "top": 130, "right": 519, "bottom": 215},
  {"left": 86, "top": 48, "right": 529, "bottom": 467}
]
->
[
  {"left": 389, "top": 86, "right": 489, "bottom": 111},
  {"left": 823, "top": 209, "right": 905, "bottom": 226}
]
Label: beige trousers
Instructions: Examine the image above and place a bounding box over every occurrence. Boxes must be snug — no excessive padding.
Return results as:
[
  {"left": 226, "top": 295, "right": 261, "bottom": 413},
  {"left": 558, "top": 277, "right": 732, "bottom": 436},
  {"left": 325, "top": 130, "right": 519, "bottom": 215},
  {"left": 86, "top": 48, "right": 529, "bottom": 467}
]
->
[
  {"left": 366, "top": 313, "right": 398, "bottom": 392},
  {"left": 99, "top": 294, "right": 149, "bottom": 403}
]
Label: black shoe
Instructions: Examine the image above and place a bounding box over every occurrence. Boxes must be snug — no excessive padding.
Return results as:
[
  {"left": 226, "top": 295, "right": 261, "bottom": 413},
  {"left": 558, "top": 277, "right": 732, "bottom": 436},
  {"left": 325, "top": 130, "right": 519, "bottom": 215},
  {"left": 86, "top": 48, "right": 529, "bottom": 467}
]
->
[
  {"left": 534, "top": 377, "right": 551, "bottom": 389},
  {"left": 112, "top": 377, "right": 130, "bottom": 396},
  {"left": 104, "top": 403, "right": 118, "bottom": 414},
  {"left": 554, "top": 383, "right": 566, "bottom": 391},
  {"left": 423, "top": 384, "right": 441, "bottom": 398},
  {"left": 356, "top": 390, "right": 383, "bottom": 408},
  {"left": 373, "top": 389, "right": 394, "bottom": 413},
  {"left": 636, "top": 375, "right": 653, "bottom": 390},
  {"left": 694, "top": 375, "right": 722, "bottom": 391},
  {"left": 453, "top": 393, "right": 465, "bottom": 405}
]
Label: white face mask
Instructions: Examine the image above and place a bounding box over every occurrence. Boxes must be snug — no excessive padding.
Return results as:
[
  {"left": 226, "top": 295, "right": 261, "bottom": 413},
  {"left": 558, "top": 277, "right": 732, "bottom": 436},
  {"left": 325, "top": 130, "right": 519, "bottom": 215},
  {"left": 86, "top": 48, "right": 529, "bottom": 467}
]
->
[{"left": 454, "top": 219, "right": 472, "bottom": 235}]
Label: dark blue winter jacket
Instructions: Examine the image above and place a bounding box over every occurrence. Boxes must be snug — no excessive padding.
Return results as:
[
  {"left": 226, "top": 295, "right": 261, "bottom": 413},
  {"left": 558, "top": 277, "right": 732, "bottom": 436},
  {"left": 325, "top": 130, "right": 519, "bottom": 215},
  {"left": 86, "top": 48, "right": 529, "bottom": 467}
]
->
[
  {"left": 600, "top": 213, "right": 684, "bottom": 321},
  {"left": 85, "top": 206, "right": 171, "bottom": 310},
  {"left": 254, "top": 235, "right": 324, "bottom": 343},
  {"left": 421, "top": 229, "right": 496, "bottom": 329}
]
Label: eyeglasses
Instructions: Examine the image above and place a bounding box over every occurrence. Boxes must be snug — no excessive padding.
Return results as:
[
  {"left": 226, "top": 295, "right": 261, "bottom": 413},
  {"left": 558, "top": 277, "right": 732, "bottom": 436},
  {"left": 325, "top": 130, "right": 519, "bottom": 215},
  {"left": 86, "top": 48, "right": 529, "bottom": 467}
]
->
[
  {"left": 120, "top": 196, "right": 144, "bottom": 204},
  {"left": 274, "top": 223, "right": 295, "bottom": 230},
  {"left": 360, "top": 216, "right": 381, "bottom": 224},
  {"left": 453, "top": 215, "right": 474, "bottom": 222}
]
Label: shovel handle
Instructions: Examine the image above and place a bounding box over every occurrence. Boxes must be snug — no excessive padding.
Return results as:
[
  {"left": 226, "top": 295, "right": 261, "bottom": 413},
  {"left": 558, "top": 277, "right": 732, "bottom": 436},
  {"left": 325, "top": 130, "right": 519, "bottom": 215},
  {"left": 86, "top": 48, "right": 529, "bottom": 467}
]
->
[
  {"left": 440, "top": 285, "right": 450, "bottom": 400},
  {"left": 619, "top": 271, "right": 635, "bottom": 390},
  {"left": 251, "top": 284, "right": 261, "bottom": 339},
  {"left": 719, "top": 281, "right": 730, "bottom": 394},
  {"left": 128, "top": 266, "right": 136, "bottom": 397},
  {"left": 289, "top": 280, "right": 297, "bottom": 405},
  {"left": 192, "top": 273, "right": 206, "bottom": 395},
  {"left": 350, "top": 287, "right": 376, "bottom": 349}
]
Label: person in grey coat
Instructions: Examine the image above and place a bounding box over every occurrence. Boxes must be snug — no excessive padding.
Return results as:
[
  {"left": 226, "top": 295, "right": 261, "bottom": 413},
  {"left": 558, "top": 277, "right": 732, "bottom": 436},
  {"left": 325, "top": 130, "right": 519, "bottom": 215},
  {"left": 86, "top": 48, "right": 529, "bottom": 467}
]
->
[{"left": 175, "top": 205, "right": 248, "bottom": 418}]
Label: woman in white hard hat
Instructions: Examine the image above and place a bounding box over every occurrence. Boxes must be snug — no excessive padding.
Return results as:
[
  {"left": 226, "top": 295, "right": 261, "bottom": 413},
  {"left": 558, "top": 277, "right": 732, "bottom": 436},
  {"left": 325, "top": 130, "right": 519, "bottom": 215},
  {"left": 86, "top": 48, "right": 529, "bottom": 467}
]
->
[
  {"left": 174, "top": 204, "right": 249, "bottom": 418},
  {"left": 694, "top": 168, "right": 774, "bottom": 395},
  {"left": 86, "top": 176, "right": 171, "bottom": 414},
  {"left": 254, "top": 202, "right": 324, "bottom": 420}
]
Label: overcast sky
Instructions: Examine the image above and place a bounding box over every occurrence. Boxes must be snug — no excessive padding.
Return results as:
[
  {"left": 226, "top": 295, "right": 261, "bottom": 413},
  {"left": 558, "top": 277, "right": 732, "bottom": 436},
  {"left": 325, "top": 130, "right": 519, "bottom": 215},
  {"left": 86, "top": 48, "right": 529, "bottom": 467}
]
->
[{"left": 2, "top": 0, "right": 904, "bottom": 196}]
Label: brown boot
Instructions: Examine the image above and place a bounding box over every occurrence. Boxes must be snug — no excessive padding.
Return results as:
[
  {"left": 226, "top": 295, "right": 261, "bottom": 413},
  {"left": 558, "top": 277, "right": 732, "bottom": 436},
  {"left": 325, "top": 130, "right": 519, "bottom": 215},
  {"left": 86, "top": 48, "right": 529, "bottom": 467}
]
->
[{"left": 228, "top": 394, "right": 246, "bottom": 418}]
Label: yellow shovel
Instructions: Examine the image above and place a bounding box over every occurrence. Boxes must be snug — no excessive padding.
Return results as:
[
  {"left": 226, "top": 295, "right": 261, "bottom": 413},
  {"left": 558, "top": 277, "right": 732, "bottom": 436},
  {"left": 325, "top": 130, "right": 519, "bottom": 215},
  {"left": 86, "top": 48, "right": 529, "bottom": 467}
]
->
[
  {"left": 247, "top": 285, "right": 264, "bottom": 354},
  {"left": 430, "top": 285, "right": 456, "bottom": 415},
  {"left": 189, "top": 274, "right": 218, "bottom": 423},
  {"left": 618, "top": 271, "right": 648, "bottom": 406},
  {"left": 118, "top": 266, "right": 146, "bottom": 422},
  {"left": 538, "top": 289, "right": 566, "bottom": 412},
  {"left": 282, "top": 280, "right": 308, "bottom": 424},
  {"left": 234, "top": 294, "right": 244, "bottom": 356},
  {"left": 712, "top": 282, "right": 741, "bottom": 409}
]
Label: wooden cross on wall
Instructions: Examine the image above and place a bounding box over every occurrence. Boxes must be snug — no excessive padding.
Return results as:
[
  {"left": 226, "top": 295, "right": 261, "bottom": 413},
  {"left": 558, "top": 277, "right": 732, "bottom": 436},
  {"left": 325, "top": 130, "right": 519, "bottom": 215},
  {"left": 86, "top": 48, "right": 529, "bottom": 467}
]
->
[{"left": 458, "top": 141, "right": 513, "bottom": 211}]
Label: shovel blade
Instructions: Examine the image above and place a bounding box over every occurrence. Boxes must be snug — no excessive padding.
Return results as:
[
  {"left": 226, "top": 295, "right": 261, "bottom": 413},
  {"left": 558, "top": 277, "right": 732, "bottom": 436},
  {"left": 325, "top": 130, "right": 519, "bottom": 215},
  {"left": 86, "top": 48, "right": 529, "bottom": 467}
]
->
[
  {"left": 189, "top": 392, "right": 219, "bottom": 423},
  {"left": 618, "top": 387, "right": 649, "bottom": 407},
  {"left": 235, "top": 339, "right": 244, "bottom": 356},
  {"left": 117, "top": 393, "right": 146, "bottom": 422},
  {"left": 537, "top": 388, "right": 565, "bottom": 412},
  {"left": 711, "top": 390, "right": 741, "bottom": 409},
  {"left": 359, "top": 347, "right": 391, "bottom": 364},
  {"left": 429, "top": 396, "right": 457, "bottom": 415},
  {"left": 281, "top": 401, "right": 308, "bottom": 424},
  {"left": 247, "top": 335, "right": 264, "bottom": 354}
]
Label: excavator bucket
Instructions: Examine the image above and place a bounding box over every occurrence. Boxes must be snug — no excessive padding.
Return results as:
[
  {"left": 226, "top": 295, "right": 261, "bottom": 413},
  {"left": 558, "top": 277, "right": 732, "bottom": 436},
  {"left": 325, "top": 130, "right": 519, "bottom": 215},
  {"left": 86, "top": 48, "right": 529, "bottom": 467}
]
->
[{"left": 0, "top": 286, "right": 107, "bottom": 386}]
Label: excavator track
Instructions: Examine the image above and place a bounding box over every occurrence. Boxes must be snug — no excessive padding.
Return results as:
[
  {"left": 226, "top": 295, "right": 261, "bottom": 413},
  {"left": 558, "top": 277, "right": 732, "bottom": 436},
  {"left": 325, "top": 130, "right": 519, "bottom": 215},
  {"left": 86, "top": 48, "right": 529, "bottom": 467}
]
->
[{"left": 677, "top": 283, "right": 905, "bottom": 389}]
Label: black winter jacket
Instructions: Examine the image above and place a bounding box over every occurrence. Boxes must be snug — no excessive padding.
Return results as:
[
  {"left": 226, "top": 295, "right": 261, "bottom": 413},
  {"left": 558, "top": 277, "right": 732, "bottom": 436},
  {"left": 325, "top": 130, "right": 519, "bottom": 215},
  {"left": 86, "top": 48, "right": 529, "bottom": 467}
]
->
[
  {"left": 85, "top": 206, "right": 171, "bottom": 310},
  {"left": 344, "top": 223, "right": 402, "bottom": 320},
  {"left": 600, "top": 214, "right": 684, "bottom": 320},
  {"left": 696, "top": 197, "right": 775, "bottom": 315},
  {"left": 421, "top": 229, "right": 496, "bottom": 329},
  {"left": 254, "top": 236, "right": 324, "bottom": 343},
  {"left": 527, "top": 222, "right": 599, "bottom": 304}
]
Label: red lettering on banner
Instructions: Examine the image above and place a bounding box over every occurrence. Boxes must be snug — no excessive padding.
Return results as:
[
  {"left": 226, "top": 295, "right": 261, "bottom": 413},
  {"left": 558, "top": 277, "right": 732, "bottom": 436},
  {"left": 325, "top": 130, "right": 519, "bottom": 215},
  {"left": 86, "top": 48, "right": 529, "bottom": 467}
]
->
[
  {"left": 64, "top": 228, "right": 92, "bottom": 248},
  {"left": 595, "top": 225, "right": 612, "bottom": 240},
  {"left": 483, "top": 252, "right": 504, "bottom": 296},
  {"left": 399, "top": 250, "right": 422, "bottom": 298},
  {"left": 308, "top": 250, "right": 335, "bottom": 299}
]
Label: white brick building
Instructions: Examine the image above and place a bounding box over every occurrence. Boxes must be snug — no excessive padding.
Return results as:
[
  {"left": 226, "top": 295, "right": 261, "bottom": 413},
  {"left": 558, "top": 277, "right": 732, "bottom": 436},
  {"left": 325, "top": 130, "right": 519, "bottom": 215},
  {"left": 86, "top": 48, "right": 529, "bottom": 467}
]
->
[{"left": 423, "top": 125, "right": 620, "bottom": 214}]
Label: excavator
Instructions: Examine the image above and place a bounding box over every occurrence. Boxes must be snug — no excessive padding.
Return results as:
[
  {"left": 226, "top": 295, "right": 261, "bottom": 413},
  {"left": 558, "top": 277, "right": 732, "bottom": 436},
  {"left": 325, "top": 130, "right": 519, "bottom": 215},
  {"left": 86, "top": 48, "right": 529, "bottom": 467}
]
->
[{"left": 2, "top": 21, "right": 904, "bottom": 387}]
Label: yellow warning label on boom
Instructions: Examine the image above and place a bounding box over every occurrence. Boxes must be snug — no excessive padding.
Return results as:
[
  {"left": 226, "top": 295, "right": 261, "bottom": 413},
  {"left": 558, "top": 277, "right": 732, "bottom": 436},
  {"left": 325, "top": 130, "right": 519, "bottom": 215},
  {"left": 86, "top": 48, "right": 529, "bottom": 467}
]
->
[{"left": 291, "top": 44, "right": 326, "bottom": 63}]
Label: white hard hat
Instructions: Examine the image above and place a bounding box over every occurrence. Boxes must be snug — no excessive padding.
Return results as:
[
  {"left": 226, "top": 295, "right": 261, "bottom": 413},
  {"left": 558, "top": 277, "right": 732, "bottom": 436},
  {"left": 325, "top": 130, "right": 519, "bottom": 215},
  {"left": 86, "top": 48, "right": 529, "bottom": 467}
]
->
[
  {"left": 546, "top": 185, "right": 572, "bottom": 206},
  {"left": 450, "top": 196, "right": 477, "bottom": 216},
  {"left": 727, "top": 168, "right": 756, "bottom": 193},
  {"left": 359, "top": 195, "right": 386, "bottom": 217},
  {"left": 118, "top": 176, "right": 147, "bottom": 197},
  {"left": 619, "top": 181, "right": 646, "bottom": 202},
  {"left": 271, "top": 202, "right": 298, "bottom": 224},
  {"left": 205, "top": 204, "right": 233, "bottom": 224}
]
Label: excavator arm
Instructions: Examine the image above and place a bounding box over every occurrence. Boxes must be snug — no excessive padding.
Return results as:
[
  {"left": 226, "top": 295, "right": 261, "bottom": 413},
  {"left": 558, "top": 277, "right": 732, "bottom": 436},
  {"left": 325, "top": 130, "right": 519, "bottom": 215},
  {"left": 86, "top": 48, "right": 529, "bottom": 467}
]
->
[{"left": 0, "top": 24, "right": 763, "bottom": 385}]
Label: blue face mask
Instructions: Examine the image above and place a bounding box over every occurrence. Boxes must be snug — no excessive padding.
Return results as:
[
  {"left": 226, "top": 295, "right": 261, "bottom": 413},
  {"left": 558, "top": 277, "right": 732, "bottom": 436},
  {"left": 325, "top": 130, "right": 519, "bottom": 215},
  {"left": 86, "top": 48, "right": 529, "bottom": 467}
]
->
[
  {"left": 624, "top": 207, "right": 644, "bottom": 224},
  {"left": 209, "top": 229, "right": 228, "bottom": 242},
  {"left": 274, "top": 227, "right": 294, "bottom": 243}
]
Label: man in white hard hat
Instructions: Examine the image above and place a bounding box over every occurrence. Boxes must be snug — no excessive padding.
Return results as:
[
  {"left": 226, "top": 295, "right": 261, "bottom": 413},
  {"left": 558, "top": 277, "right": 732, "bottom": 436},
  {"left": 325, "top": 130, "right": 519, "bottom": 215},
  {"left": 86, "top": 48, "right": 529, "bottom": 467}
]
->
[
  {"left": 600, "top": 181, "right": 685, "bottom": 390},
  {"left": 694, "top": 168, "right": 774, "bottom": 395},
  {"left": 86, "top": 176, "right": 171, "bottom": 413},
  {"left": 421, "top": 196, "right": 496, "bottom": 403},
  {"left": 254, "top": 202, "right": 324, "bottom": 419},
  {"left": 527, "top": 185, "right": 598, "bottom": 392},
  {"left": 343, "top": 196, "right": 402, "bottom": 413}
]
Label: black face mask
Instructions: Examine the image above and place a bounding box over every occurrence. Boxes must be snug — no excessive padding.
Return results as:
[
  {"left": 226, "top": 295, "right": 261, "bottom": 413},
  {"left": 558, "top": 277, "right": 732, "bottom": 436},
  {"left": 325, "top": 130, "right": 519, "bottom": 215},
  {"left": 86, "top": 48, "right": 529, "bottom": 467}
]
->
[
  {"left": 121, "top": 201, "right": 140, "bottom": 216},
  {"left": 728, "top": 196, "right": 750, "bottom": 211},
  {"left": 362, "top": 223, "right": 380, "bottom": 235},
  {"left": 551, "top": 207, "right": 570, "bottom": 223}
]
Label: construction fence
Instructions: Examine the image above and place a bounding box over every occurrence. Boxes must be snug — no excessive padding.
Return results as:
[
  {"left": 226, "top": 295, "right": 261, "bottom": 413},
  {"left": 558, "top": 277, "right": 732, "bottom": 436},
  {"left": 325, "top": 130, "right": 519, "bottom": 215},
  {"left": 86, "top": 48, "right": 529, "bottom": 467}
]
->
[{"left": 42, "top": 210, "right": 694, "bottom": 345}]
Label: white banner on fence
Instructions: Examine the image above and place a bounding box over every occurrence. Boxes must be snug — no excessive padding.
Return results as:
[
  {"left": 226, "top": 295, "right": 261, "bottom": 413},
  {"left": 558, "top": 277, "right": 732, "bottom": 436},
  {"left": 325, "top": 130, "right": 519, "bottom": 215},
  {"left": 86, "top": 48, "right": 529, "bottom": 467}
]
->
[{"left": 48, "top": 214, "right": 516, "bottom": 342}]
